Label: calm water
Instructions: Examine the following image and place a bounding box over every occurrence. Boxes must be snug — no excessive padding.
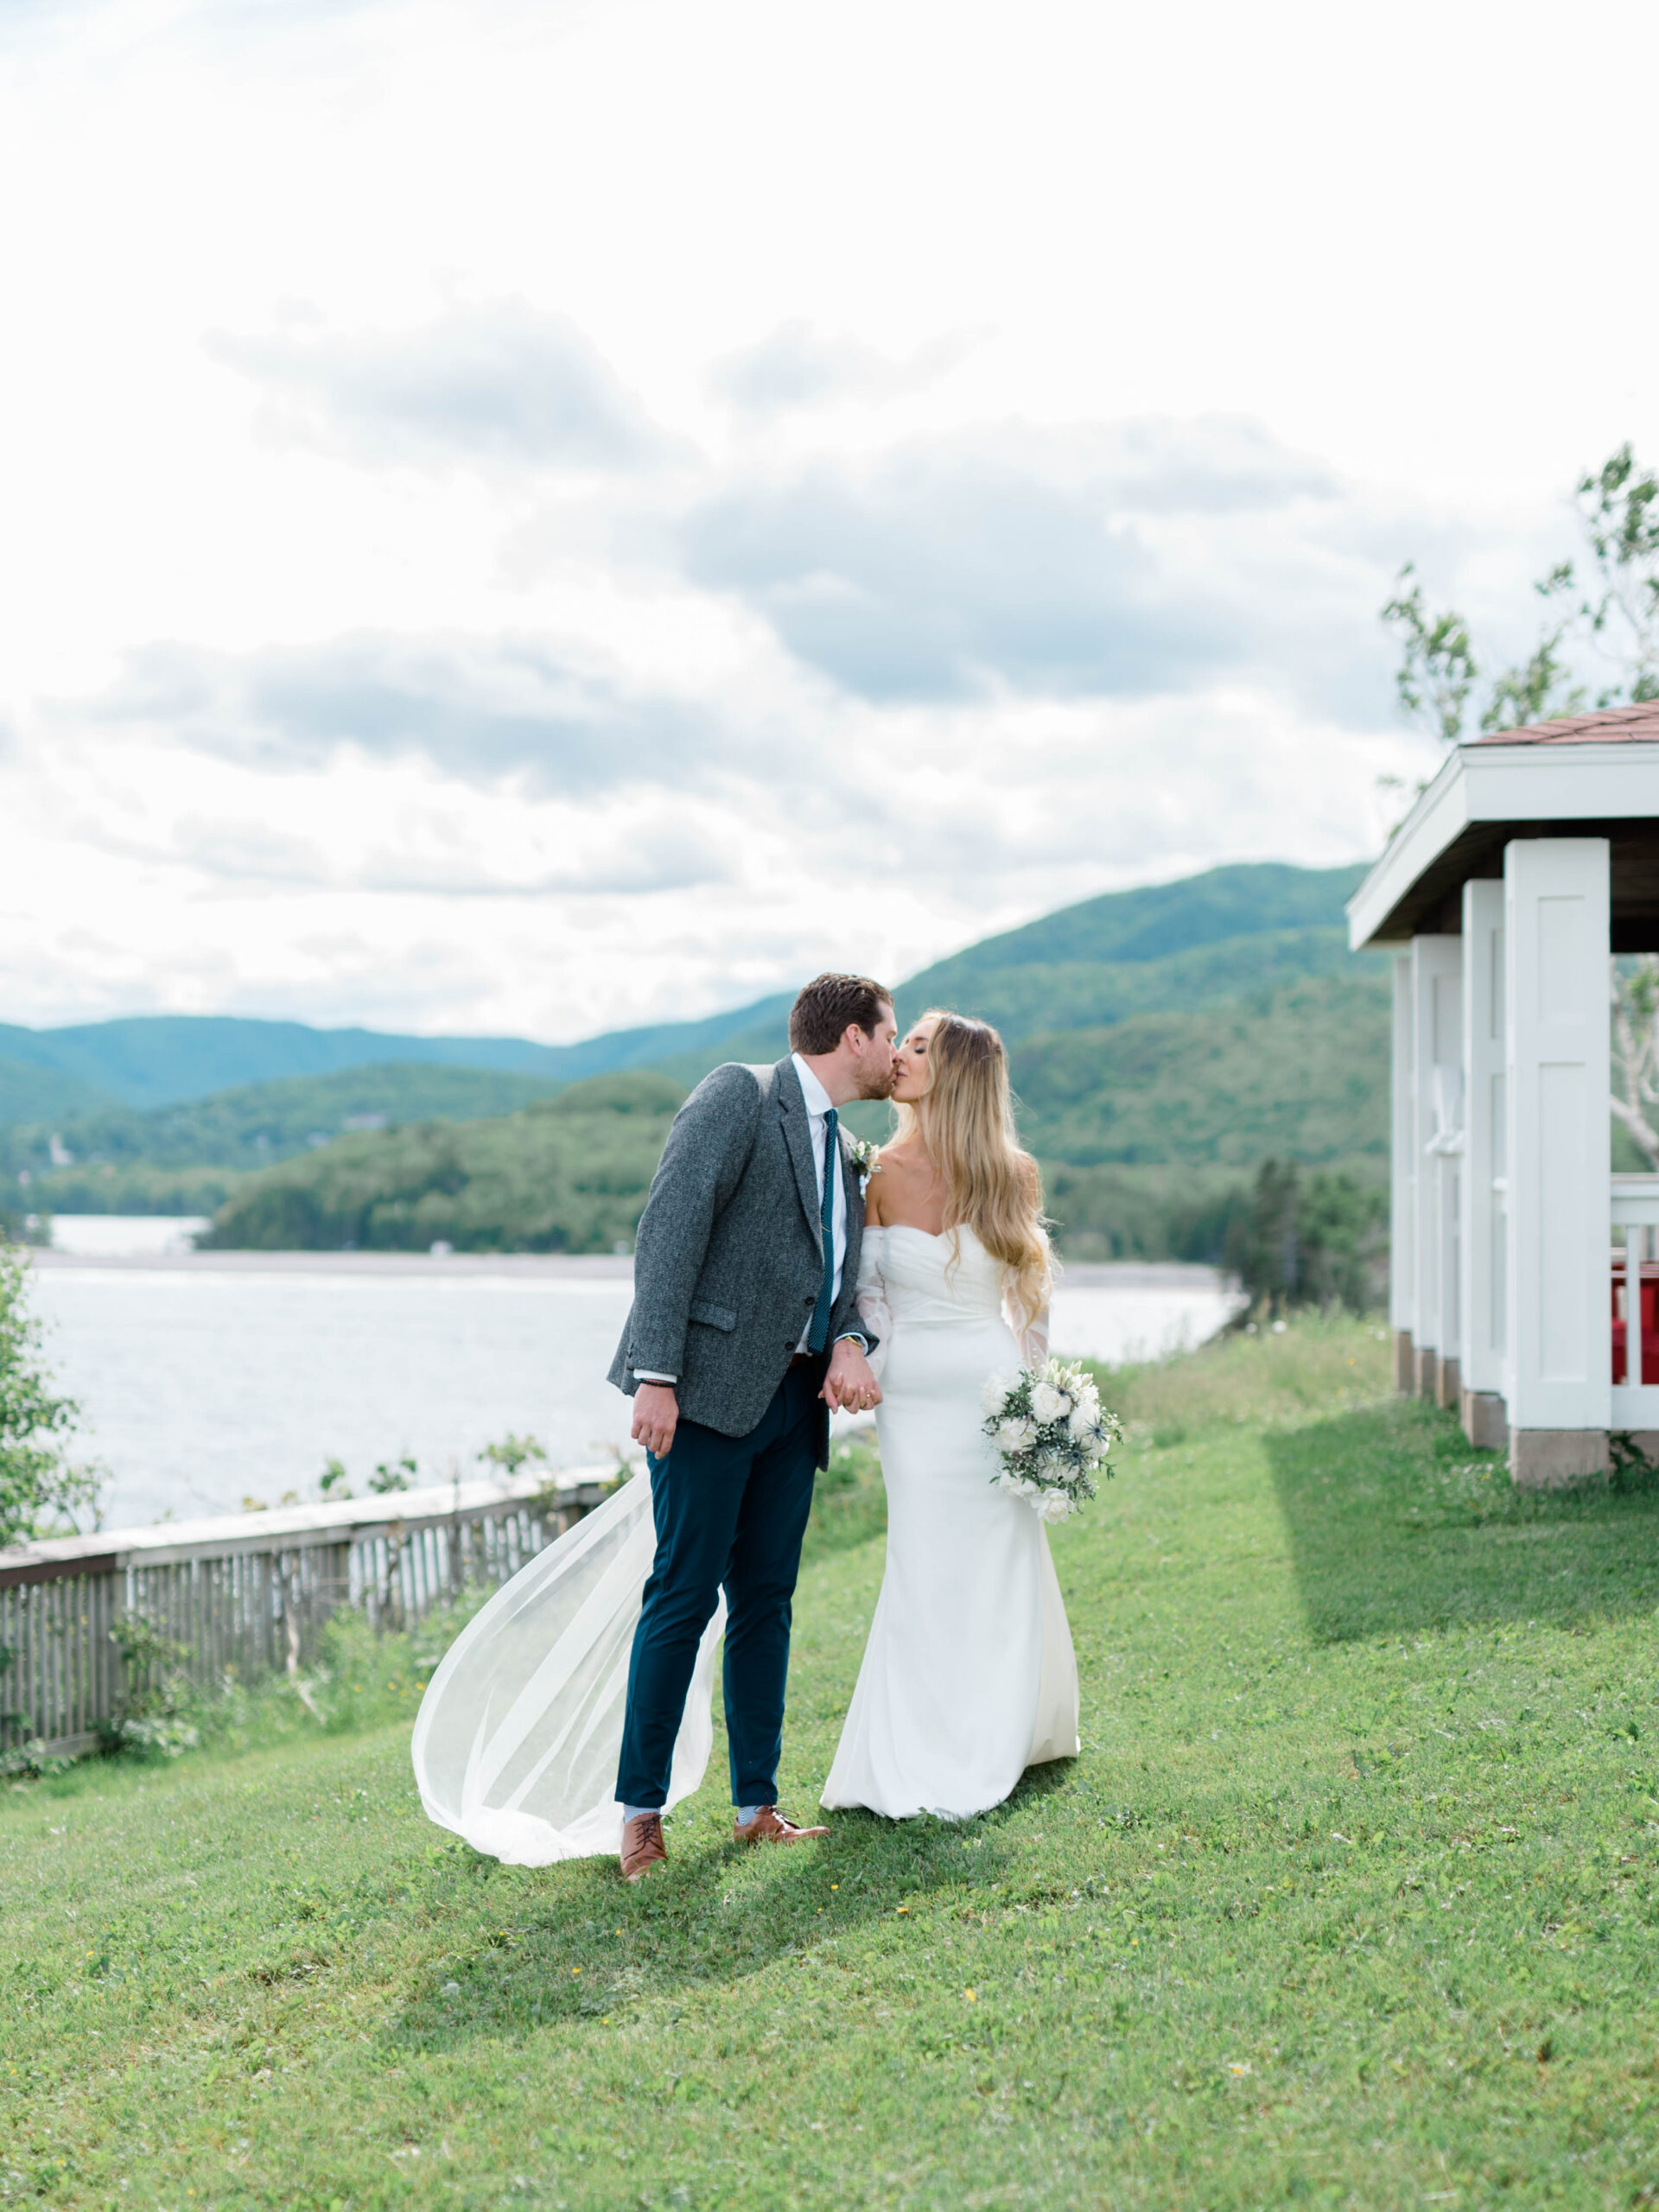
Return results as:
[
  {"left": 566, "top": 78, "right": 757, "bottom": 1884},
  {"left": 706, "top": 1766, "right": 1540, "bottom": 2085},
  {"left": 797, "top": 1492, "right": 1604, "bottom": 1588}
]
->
[{"left": 29, "top": 1224, "right": 1239, "bottom": 1532}]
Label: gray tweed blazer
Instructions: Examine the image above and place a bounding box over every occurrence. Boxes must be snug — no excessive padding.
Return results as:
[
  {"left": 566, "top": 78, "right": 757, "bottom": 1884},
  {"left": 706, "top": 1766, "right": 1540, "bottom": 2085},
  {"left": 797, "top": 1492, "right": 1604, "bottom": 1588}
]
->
[{"left": 607, "top": 1056, "right": 871, "bottom": 1464}]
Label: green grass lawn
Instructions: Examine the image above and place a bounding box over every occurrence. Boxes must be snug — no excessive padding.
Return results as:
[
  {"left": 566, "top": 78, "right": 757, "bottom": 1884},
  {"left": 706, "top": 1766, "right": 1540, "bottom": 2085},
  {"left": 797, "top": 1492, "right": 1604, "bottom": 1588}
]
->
[{"left": 7, "top": 1319, "right": 1659, "bottom": 2210}]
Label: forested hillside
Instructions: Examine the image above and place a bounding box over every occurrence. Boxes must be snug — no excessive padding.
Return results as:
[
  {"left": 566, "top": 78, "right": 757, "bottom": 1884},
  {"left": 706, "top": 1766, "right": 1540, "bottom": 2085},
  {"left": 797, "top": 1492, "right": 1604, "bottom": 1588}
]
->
[
  {"left": 644, "top": 862, "right": 1377, "bottom": 1080},
  {"left": 188, "top": 862, "right": 1389, "bottom": 1260},
  {"left": 1013, "top": 975, "right": 1389, "bottom": 1166},
  {"left": 0, "top": 864, "right": 1364, "bottom": 1108},
  {"left": 201, "top": 1073, "right": 685, "bottom": 1254},
  {"left": 1, "top": 1063, "right": 566, "bottom": 1215},
  {"left": 0, "top": 1054, "right": 117, "bottom": 1127}
]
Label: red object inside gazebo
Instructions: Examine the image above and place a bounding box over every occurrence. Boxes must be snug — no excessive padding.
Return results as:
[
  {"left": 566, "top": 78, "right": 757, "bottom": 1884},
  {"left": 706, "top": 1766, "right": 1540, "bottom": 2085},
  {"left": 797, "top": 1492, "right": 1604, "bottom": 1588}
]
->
[{"left": 1611, "top": 1253, "right": 1659, "bottom": 1384}]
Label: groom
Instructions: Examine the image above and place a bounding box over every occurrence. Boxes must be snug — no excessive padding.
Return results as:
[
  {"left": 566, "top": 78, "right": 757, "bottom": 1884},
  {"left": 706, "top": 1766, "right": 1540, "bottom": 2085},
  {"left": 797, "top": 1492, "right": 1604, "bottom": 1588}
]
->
[{"left": 607, "top": 973, "right": 898, "bottom": 1881}]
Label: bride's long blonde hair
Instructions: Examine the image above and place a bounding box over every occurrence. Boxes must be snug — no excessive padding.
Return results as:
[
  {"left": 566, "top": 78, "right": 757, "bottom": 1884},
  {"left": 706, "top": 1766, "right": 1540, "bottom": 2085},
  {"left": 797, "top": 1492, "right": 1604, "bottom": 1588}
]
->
[{"left": 891, "top": 1010, "right": 1052, "bottom": 1330}]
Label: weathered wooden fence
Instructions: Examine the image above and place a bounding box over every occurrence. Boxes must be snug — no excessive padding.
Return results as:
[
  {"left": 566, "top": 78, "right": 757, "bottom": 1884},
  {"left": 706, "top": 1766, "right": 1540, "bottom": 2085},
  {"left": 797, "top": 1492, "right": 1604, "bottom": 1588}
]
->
[{"left": 0, "top": 1465, "right": 615, "bottom": 1758}]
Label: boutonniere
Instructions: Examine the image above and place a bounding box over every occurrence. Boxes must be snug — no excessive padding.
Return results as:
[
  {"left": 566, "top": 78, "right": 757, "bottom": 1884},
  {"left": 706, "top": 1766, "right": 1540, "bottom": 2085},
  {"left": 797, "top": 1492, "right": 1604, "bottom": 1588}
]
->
[{"left": 848, "top": 1135, "right": 882, "bottom": 1197}]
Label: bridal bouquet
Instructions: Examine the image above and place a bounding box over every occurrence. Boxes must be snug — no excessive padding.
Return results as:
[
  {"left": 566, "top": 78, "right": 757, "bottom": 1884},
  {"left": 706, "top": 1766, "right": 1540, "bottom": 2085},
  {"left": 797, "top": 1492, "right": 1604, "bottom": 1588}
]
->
[{"left": 981, "top": 1358, "right": 1121, "bottom": 1522}]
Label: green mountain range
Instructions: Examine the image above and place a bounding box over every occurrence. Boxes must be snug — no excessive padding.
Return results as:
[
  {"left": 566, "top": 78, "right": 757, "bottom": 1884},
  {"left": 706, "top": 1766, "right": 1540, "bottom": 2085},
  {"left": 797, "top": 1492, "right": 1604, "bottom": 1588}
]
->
[
  {"left": 2, "top": 862, "right": 1365, "bottom": 1108},
  {"left": 0, "top": 1000, "right": 793, "bottom": 1116},
  {"left": 52, "top": 860, "right": 1386, "bottom": 1259}
]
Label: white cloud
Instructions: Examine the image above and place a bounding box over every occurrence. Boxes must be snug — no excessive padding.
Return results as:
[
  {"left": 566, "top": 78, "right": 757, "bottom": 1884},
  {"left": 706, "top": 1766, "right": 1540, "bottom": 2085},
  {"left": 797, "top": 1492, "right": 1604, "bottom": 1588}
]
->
[
  {"left": 207, "top": 301, "right": 686, "bottom": 474},
  {"left": 679, "top": 416, "right": 1358, "bottom": 704},
  {"left": 707, "top": 320, "right": 982, "bottom": 420},
  {"left": 0, "top": 0, "right": 1654, "bottom": 1042},
  {"left": 71, "top": 630, "right": 730, "bottom": 793}
]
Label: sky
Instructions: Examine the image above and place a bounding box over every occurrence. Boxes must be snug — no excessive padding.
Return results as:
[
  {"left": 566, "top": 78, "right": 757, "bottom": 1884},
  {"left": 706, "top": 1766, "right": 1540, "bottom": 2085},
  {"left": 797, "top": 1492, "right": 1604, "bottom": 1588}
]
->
[{"left": 3, "top": 0, "right": 1656, "bottom": 1045}]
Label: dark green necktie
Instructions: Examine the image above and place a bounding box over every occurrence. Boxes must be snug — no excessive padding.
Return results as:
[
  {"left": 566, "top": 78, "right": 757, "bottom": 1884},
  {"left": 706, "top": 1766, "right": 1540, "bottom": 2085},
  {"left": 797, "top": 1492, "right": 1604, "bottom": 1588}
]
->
[{"left": 806, "top": 1106, "right": 839, "bottom": 1354}]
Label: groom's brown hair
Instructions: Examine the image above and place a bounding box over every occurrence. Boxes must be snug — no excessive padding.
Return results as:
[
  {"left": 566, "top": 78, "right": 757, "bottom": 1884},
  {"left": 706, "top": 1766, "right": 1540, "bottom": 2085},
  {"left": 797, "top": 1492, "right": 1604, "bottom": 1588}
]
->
[{"left": 789, "top": 973, "right": 893, "bottom": 1056}]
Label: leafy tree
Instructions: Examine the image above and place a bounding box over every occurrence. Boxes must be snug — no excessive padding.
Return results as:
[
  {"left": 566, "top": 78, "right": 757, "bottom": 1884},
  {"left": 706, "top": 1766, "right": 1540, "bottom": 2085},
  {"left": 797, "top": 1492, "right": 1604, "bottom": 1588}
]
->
[
  {"left": 1380, "top": 568, "right": 1478, "bottom": 744},
  {"left": 1612, "top": 959, "right": 1659, "bottom": 1168},
  {"left": 1224, "top": 1160, "right": 1387, "bottom": 1315},
  {"left": 1382, "top": 443, "right": 1659, "bottom": 744},
  {"left": 0, "top": 1238, "right": 103, "bottom": 1544},
  {"left": 1556, "top": 446, "right": 1659, "bottom": 704}
]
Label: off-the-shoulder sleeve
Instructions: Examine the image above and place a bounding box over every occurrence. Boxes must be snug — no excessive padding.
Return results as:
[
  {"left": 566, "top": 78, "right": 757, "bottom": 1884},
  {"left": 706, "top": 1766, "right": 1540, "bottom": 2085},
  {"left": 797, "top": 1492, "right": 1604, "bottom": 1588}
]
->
[
  {"left": 1004, "top": 1274, "right": 1049, "bottom": 1373},
  {"left": 1020, "top": 1302, "right": 1050, "bottom": 1373},
  {"left": 855, "top": 1236, "right": 893, "bottom": 1381}
]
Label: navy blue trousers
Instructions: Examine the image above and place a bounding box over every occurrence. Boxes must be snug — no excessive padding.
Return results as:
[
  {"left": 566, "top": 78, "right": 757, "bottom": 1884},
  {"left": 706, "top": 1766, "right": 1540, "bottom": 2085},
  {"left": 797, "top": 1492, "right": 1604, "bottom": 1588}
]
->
[{"left": 614, "top": 1362, "right": 821, "bottom": 1810}]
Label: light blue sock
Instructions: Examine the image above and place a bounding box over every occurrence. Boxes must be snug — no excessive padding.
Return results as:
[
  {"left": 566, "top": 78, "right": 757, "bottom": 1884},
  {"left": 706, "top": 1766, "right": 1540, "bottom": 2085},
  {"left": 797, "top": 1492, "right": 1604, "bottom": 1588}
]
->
[
  {"left": 734, "top": 1803, "right": 765, "bottom": 1825},
  {"left": 620, "top": 1803, "right": 662, "bottom": 1827}
]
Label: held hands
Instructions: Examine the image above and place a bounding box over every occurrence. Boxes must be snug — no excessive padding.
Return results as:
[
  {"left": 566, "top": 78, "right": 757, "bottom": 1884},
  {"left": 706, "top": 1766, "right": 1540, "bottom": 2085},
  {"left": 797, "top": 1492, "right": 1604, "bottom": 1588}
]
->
[
  {"left": 823, "top": 1338, "right": 882, "bottom": 1416},
  {"left": 632, "top": 1382, "right": 679, "bottom": 1459},
  {"left": 634, "top": 1347, "right": 879, "bottom": 1456}
]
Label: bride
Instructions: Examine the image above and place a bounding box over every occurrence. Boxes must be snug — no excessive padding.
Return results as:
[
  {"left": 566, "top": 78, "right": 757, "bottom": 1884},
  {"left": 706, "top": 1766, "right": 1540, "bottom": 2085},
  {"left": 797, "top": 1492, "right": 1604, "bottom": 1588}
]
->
[{"left": 822, "top": 1009, "right": 1079, "bottom": 1821}]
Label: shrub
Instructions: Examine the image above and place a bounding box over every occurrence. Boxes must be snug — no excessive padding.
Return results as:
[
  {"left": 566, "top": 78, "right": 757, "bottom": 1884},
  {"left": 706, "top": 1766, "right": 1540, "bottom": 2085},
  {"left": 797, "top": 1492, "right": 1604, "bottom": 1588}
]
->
[{"left": 0, "top": 1237, "right": 104, "bottom": 1544}]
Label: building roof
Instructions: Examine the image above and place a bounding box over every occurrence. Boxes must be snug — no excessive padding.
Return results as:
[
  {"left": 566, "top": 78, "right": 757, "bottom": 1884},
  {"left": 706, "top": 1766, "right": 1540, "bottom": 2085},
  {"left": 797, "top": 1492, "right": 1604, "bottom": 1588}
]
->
[
  {"left": 1467, "top": 699, "right": 1659, "bottom": 747},
  {"left": 1348, "top": 703, "right": 1659, "bottom": 949}
]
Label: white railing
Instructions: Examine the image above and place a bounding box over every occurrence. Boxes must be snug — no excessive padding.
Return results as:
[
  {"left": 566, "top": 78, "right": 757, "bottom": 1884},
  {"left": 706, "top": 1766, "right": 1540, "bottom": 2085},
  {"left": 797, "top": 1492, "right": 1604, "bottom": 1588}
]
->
[
  {"left": 0, "top": 1465, "right": 619, "bottom": 1757},
  {"left": 1611, "top": 1175, "right": 1659, "bottom": 1428}
]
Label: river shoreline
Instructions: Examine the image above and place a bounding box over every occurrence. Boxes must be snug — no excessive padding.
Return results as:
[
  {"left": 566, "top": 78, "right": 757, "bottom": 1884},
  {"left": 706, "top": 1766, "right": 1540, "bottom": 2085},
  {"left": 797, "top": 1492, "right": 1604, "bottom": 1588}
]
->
[{"left": 29, "top": 1246, "right": 1234, "bottom": 1293}]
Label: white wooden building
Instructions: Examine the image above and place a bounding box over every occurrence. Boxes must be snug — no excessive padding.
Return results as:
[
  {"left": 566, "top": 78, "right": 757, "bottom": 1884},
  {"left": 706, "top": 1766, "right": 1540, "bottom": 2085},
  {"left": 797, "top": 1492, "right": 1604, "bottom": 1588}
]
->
[{"left": 1347, "top": 698, "right": 1659, "bottom": 1485}]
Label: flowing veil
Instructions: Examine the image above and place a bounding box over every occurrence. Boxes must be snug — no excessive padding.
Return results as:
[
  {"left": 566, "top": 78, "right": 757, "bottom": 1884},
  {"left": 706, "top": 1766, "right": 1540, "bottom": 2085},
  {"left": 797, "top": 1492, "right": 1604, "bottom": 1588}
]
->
[{"left": 411, "top": 1471, "right": 723, "bottom": 1866}]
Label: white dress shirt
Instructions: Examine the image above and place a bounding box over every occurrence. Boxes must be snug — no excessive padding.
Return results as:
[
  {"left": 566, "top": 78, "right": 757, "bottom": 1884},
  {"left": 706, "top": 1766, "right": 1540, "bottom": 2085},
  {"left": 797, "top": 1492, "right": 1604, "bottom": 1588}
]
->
[
  {"left": 790, "top": 1052, "right": 848, "bottom": 1355},
  {"left": 633, "top": 1052, "right": 861, "bottom": 1385}
]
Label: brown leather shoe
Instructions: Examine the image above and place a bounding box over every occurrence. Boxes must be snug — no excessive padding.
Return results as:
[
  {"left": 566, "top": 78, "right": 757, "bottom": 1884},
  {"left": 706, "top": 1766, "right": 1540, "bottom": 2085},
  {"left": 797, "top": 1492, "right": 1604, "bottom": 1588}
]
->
[
  {"left": 620, "top": 1810, "right": 667, "bottom": 1881},
  {"left": 733, "top": 1805, "right": 830, "bottom": 1845}
]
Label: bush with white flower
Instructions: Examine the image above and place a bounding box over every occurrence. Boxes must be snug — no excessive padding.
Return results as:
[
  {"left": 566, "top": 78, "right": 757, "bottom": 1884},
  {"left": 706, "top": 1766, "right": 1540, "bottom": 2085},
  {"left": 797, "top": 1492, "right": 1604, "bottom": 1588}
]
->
[{"left": 981, "top": 1357, "right": 1120, "bottom": 1522}]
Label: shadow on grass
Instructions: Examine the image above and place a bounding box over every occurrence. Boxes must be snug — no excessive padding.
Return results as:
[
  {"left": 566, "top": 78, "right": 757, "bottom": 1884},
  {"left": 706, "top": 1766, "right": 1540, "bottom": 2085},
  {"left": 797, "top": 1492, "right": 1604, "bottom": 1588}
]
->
[
  {"left": 1265, "top": 1396, "right": 1659, "bottom": 1643},
  {"left": 388, "top": 1765, "right": 1076, "bottom": 2055}
]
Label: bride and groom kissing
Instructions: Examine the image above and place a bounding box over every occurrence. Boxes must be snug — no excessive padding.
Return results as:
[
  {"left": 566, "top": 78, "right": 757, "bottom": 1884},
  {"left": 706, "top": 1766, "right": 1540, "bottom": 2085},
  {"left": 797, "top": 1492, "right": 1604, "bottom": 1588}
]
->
[
  {"left": 410, "top": 969, "right": 1079, "bottom": 1874},
  {"left": 607, "top": 971, "right": 1078, "bottom": 1882}
]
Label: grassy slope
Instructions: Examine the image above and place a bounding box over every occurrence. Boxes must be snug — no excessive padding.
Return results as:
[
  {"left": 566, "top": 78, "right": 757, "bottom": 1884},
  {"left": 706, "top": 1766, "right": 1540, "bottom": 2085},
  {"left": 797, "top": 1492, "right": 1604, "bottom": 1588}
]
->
[{"left": 9, "top": 1322, "right": 1659, "bottom": 2209}]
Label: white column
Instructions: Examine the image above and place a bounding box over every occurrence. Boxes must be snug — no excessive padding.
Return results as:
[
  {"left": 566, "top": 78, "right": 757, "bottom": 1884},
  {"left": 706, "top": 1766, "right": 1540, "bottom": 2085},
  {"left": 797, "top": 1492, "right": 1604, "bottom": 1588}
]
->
[
  {"left": 1459, "top": 879, "right": 1508, "bottom": 1446},
  {"left": 1411, "top": 935, "right": 1462, "bottom": 1396},
  {"left": 1503, "top": 838, "right": 1611, "bottom": 1483},
  {"left": 1389, "top": 953, "right": 1415, "bottom": 1389}
]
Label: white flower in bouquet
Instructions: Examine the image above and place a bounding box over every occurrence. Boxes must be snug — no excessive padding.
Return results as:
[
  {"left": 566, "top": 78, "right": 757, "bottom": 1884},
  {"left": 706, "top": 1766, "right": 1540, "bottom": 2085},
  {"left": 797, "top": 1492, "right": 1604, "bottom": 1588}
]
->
[
  {"left": 1030, "top": 1380, "right": 1069, "bottom": 1425},
  {"left": 1036, "top": 1491, "right": 1074, "bottom": 1524},
  {"left": 982, "top": 1372, "right": 1018, "bottom": 1417},
  {"left": 1066, "top": 1401, "right": 1099, "bottom": 1442},
  {"left": 996, "top": 1415, "right": 1038, "bottom": 1452}
]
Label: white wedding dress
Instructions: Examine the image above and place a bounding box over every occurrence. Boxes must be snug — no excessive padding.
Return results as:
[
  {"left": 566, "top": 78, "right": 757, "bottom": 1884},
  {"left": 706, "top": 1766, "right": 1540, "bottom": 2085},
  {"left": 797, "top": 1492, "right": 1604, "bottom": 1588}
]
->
[
  {"left": 820, "top": 1225, "right": 1080, "bottom": 1821},
  {"left": 410, "top": 1223, "right": 1079, "bottom": 1861},
  {"left": 411, "top": 1478, "right": 724, "bottom": 1866}
]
